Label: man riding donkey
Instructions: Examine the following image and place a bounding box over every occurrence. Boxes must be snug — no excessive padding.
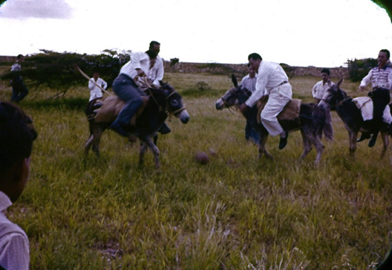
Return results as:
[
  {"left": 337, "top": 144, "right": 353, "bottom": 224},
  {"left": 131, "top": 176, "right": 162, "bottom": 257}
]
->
[
  {"left": 239, "top": 53, "right": 292, "bottom": 150},
  {"left": 357, "top": 49, "right": 392, "bottom": 147},
  {"left": 110, "top": 41, "right": 170, "bottom": 137}
]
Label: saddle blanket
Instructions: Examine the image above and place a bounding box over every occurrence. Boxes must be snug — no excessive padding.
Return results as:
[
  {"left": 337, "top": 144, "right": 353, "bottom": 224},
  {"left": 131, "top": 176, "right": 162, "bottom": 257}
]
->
[
  {"left": 94, "top": 95, "right": 149, "bottom": 124},
  {"left": 352, "top": 96, "right": 392, "bottom": 124},
  {"left": 257, "top": 98, "right": 301, "bottom": 124}
]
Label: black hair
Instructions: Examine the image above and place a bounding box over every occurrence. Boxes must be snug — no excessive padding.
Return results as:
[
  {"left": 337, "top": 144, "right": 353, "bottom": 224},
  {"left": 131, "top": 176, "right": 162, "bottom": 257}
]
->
[
  {"left": 17, "top": 54, "right": 24, "bottom": 59},
  {"left": 149, "top": 41, "right": 161, "bottom": 49},
  {"left": 321, "top": 68, "right": 330, "bottom": 75},
  {"left": 0, "top": 102, "right": 37, "bottom": 174},
  {"left": 380, "top": 49, "right": 390, "bottom": 59},
  {"left": 248, "top": 53, "right": 262, "bottom": 61}
]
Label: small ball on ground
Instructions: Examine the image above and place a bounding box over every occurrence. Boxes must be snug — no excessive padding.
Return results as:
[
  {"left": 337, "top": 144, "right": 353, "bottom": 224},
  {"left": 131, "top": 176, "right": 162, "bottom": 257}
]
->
[{"left": 195, "top": 151, "right": 209, "bottom": 165}]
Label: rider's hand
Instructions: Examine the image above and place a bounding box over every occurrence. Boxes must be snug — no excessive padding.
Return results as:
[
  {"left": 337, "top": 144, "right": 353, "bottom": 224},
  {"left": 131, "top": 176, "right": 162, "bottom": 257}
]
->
[
  {"left": 136, "top": 69, "right": 145, "bottom": 77},
  {"left": 239, "top": 104, "right": 250, "bottom": 113}
]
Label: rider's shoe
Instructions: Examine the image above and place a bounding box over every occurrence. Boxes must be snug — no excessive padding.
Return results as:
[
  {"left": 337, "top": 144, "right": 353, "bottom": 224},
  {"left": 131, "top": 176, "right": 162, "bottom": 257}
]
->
[
  {"left": 357, "top": 133, "right": 371, "bottom": 142},
  {"left": 368, "top": 133, "right": 378, "bottom": 148},
  {"left": 279, "top": 131, "right": 289, "bottom": 150},
  {"left": 110, "top": 122, "right": 130, "bottom": 137},
  {"left": 159, "top": 123, "right": 171, "bottom": 135}
]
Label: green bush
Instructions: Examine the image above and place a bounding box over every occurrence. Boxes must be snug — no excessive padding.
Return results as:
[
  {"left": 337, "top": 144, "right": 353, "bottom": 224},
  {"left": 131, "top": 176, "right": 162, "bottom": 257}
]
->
[{"left": 346, "top": 58, "right": 377, "bottom": 82}]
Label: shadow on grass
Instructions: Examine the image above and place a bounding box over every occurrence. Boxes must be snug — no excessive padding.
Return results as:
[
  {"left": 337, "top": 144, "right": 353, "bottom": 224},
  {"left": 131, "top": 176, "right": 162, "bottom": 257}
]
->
[{"left": 22, "top": 97, "right": 87, "bottom": 111}]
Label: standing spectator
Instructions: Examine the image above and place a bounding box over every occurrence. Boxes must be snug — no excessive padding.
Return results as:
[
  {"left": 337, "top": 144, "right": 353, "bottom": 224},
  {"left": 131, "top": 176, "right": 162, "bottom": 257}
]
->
[
  {"left": 239, "top": 53, "right": 293, "bottom": 150},
  {"left": 357, "top": 49, "right": 392, "bottom": 147},
  {"left": 10, "top": 55, "right": 29, "bottom": 103},
  {"left": 312, "top": 68, "right": 335, "bottom": 139},
  {"left": 240, "top": 64, "right": 259, "bottom": 144},
  {"left": 312, "top": 68, "right": 334, "bottom": 103},
  {"left": 88, "top": 71, "right": 107, "bottom": 102},
  {"left": 0, "top": 102, "right": 37, "bottom": 270}
]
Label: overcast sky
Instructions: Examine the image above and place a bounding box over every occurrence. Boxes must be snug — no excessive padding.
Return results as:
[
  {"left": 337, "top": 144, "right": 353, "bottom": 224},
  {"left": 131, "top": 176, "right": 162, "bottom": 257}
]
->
[{"left": 1, "top": 0, "right": 391, "bottom": 67}]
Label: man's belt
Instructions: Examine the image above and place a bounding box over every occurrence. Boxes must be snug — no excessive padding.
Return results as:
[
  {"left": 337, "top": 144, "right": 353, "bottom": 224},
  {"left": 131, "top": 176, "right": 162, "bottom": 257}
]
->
[
  {"left": 372, "top": 87, "right": 389, "bottom": 91},
  {"left": 277, "top": 81, "right": 288, "bottom": 87}
]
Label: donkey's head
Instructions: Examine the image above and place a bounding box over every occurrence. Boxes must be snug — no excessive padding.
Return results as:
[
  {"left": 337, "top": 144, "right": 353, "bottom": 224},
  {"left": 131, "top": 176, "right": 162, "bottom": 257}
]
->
[
  {"left": 160, "top": 82, "right": 190, "bottom": 124},
  {"left": 215, "top": 75, "right": 252, "bottom": 110},
  {"left": 318, "top": 79, "right": 347, "bottom": 110}
]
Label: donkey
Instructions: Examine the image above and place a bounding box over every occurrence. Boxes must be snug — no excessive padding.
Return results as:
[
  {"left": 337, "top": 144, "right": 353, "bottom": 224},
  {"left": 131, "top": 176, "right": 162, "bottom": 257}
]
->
[
  {"left": 318, "top": 79, "right": 391, "bottom": 158},
  {"left": 85, "top": 82, "right": 190, "bottom": 169},
  {"left": 215, "top": 76, "right": 333, "bottom": 164}
]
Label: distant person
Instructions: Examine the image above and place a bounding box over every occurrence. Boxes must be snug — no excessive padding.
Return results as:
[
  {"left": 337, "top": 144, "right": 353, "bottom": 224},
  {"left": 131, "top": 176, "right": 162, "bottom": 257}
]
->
[
  {"left": 239, "top": 53, "right": 293, "bottom": 150},
  {"left": 0, "top": 102, "right": 37, "bottom": 270},
  {"left": 10, "top": 54, "right": 29, "bottom": 103},
  {"left": 312, "top": 68, "right": 334, "bottom": 104},
  {"left": 88, "top": 71, "right": 107, "bottom": 102},
  {"left": 240, "top": 64, "right": 259, "bottom": 144},
  {"left": 110, "top": 41, "right": 169, "bottom": 137},
  {"left": 357, "top": 49, "right": 392, "bottom": 147}
]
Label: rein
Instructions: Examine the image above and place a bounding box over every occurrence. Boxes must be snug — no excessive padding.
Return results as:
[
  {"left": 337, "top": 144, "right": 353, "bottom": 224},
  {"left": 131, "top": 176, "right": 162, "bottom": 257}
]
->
[
  {"left": 144, "top": 85, "right": 186, "bottom": 117},
  {"left": 220, "top": 94, "right": 246, "bottom": 118}
]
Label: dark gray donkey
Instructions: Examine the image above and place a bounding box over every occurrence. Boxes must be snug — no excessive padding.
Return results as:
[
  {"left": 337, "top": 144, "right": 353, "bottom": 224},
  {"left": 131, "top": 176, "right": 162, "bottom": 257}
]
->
[
  {"left": 85, "top": 82, "right": 190, "bottom": 169},
  {"left": 215, "top": 75, "right": 333, "bottom": 165},
  {"left": 318, "top": 79, "right": 391, "bottom": 158}
]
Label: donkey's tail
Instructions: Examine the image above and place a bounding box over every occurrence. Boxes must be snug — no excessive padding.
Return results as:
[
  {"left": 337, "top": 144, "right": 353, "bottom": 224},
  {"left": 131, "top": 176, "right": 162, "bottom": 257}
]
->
[
  {"left": 322, "top": 108, "right": 334, "bottom": 141},
  {"left": 311, "top": 105, "right": 334, "bottom": 142}
]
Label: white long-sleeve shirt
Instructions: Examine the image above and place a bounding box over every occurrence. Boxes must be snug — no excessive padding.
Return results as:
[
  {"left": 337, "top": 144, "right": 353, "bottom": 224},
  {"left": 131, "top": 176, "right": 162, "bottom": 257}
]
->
[
  {"left": 120, "top": 52, "right": 164, "bottom": 87},
  {"left": 245, "top": 61, "right": 290, "bottom": 107},
  {"left": 312, "top": 80, "right": 334, "bottom": 100},
  {"left": 147, "top": 56, "right": 164, "bottom": 87},
  {"left": 10, "top": 62, "right": 22, "bottom": 72},
  {"left": 240, "top": 74, "right": 257, "bottom": 93},
  {"left": 88, "top": 77, "right": 107, "bottom": 101},
  {"left": 119, "top": 52, "right": 152, "bottom": 80},
  {"left": 360, "top": 65, "right": 392, "bottom": 90},
  {"left": 0, "top": 192, "right": 29, "bottom": 270}
]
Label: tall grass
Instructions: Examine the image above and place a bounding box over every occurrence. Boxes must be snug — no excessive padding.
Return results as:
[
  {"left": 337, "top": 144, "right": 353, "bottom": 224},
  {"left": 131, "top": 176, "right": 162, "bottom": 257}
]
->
[{"left": 0, "top": 72, "right": 391, "bottom": 269}]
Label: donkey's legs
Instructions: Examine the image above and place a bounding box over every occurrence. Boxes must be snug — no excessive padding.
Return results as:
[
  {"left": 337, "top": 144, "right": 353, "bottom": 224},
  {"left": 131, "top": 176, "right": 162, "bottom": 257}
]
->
[
  {"left": 139, "top": 137, "right": 160, "bottom": 169},
  {"left": 299, "top": 130, "right": 312, "bottom": 160},
  {"left": 309, "top": 133, "right": 324, "bottom": 165},
  {"left": 91, "top": 125, "right": 104, "bottom": 157},
  {"left": 139, "top": 141, "right": 149, "bottom": 167},
  {"left": 348, "top": 130, "right": 357, "bottom": 156},
  {"left": 380, "top": 130, "right": 389, "bottom": 159},
  {"left": 258, "top": 133, "right": 273, "bottom": 159},
  {"left": 85, "top": 122, "right": 95, "bottom": 156},
  {"left": 85, "top": 134, "right": 94, "bottom": 156}
]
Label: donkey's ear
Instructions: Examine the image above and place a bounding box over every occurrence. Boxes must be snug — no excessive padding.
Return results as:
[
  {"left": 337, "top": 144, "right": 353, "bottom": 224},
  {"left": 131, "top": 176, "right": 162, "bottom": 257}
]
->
[
  {"left": 231, "top": 74, "right": 238, "bottom": 88},
  {"left": 337, "top": 79, "right": 343, "bottom": 88}
]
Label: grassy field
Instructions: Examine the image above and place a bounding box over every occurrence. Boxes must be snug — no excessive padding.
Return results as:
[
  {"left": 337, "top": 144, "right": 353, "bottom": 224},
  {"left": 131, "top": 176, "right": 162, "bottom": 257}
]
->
[{"left": 0, "top": 71, "right": 392, "bottom": 269}]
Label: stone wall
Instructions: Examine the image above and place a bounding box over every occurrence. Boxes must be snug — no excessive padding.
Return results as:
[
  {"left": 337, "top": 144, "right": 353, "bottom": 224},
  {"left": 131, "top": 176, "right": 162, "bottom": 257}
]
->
[
  {"left": 0, "top": 55, "right": 349, "bottom": 78},
  {"left": 164, "top": 61, "right": 349, "bottom": 79}
]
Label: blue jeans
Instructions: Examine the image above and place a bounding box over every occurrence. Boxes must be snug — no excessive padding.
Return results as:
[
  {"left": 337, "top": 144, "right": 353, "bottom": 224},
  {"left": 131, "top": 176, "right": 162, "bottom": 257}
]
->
[
  {"left": 245, "top": 119, "right": 259, "bottom": 143},
  {"left": 11, "top": 78, "right": 29, "bottom": 102},
  {"left": 112, "top": 74, "right": 146, "bottom": 126}
]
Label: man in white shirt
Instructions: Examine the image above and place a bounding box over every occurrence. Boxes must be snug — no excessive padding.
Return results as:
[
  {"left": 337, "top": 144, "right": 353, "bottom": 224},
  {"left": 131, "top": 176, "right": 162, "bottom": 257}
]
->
[
  {"left": 240, "top": 64, "right": 259, "bottom": 143},
  {"left": 357, "top": 49, "right": 392, "bottom": 147},
  {"left": 312, "top": 68, "right": 334, "bottom": 103},
  {"left": 239, "top": 53, "right": 292, "bottom": 150},
  {"left": 10, "top": 54, "right": 29, "bottom": 103},
  {"left": 0, "top": 101, "right": 37, "bottom": 270},
  {"left": 110, "top": 41, "right": 161, "bottom": 137},
  {"left": 146, "top": 41, "right": 164, "bottom": 88},
  {"left": 88, "top": 71, "right": 107, "bottom": 102}
]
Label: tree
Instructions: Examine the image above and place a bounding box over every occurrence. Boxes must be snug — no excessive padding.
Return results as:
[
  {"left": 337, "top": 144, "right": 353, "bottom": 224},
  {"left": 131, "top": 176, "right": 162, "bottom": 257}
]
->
[
  {"left": 0, "top": 49, "right": 131, "bottom": 98},
  {"left": 346, "top": 58, "right": 377, "bottom": 82},
  {"left": 371, "top": 0, "right": 392, "bottom": 23}
]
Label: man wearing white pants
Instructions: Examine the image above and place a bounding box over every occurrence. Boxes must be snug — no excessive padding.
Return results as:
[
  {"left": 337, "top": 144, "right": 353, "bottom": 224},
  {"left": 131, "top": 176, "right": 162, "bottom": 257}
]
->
[{"left": 239, "top": 53, "right": 292, "bottom": 149}]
